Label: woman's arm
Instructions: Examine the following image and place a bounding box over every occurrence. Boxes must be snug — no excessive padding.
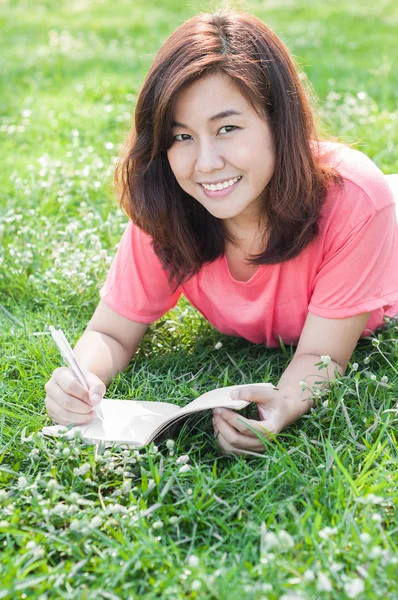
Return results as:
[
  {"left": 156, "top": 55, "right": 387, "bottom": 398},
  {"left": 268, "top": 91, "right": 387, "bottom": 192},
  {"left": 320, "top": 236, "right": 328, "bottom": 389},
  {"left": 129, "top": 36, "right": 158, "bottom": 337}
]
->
[
  {"left": 213, "top": 310, "right": 372, "bottom": 454},
  {"left": 73, "top": 300, "right": 150, "bottom": 386},
  {"left": 276, "top": 310, "right": 372, "bottom": 423}
]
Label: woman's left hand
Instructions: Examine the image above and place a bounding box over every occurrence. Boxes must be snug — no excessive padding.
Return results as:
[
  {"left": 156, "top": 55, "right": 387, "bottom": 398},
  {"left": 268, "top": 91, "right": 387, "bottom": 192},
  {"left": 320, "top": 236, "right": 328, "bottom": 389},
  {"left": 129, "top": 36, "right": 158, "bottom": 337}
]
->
[{"left": 212, "top": 385, "right": 289, "bottom": 455}]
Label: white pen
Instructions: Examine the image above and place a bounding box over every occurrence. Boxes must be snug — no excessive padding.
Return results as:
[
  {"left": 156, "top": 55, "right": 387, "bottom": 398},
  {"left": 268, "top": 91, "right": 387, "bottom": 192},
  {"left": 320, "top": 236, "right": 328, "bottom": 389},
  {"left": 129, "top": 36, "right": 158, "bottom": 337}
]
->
[{"left": 48, "top": 325, "right": 104, "bottom": 421}]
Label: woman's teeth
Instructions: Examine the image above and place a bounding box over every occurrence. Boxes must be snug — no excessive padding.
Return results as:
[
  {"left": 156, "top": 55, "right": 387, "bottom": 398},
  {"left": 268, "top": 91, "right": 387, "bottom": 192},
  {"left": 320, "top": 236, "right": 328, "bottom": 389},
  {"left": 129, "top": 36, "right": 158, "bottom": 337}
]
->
[{"left": 201, "top": 176, "right": 242, "bottom": 191}]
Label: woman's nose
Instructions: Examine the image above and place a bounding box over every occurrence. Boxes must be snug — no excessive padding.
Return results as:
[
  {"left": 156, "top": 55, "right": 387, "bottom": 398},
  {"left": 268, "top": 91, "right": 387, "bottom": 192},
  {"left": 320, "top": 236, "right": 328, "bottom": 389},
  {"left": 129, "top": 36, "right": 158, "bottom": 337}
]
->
[{"left": 195, "top": 141, "right": 225, "bottom": 172}]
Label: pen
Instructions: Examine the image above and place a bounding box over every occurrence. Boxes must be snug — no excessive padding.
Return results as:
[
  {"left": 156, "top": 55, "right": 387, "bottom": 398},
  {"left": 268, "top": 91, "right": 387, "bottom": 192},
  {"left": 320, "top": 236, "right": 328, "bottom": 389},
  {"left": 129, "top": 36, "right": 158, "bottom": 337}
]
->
[{"left": 48, "top": 325, "right": 104, "bottom": 420}]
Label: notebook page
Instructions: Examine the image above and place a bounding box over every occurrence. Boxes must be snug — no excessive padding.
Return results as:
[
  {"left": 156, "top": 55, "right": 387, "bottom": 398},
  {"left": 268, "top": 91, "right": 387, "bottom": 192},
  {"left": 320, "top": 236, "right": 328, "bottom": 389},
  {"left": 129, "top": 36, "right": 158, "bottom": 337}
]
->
[
  {"left": 178, "top": 383, "right": 276, "bottom": 416},
  {"left": 42, "top": 399, "right": 180, "bottom": 445}
]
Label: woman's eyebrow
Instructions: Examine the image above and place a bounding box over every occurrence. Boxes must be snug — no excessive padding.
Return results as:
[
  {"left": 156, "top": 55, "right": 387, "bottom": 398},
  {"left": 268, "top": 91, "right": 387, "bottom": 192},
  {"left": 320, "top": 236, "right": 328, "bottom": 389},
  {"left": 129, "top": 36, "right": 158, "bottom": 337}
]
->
[{"left": 171, "top": 109, "right": 243, "bottom": 128}]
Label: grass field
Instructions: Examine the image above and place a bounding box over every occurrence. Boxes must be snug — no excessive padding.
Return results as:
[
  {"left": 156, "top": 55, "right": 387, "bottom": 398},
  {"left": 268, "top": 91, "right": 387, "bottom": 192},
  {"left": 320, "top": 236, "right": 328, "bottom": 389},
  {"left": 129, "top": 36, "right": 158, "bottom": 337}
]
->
[{"left": 0, "top": 0, "right": 397, "bottom": 598}]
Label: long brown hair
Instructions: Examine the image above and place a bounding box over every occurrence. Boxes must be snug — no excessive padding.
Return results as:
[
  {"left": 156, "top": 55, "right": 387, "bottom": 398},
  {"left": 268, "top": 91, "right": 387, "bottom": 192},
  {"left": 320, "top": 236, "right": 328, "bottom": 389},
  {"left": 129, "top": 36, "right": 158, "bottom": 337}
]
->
[{"left": 115, "top": 8, "right": 343, "bottom": 288}]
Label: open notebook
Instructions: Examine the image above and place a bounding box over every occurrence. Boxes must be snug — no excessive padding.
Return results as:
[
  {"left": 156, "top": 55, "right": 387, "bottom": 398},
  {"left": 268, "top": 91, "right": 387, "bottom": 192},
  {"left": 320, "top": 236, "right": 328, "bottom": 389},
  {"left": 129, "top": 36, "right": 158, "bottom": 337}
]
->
[{"left": 41, "top": 383, "right": 275, "bottom": 448}]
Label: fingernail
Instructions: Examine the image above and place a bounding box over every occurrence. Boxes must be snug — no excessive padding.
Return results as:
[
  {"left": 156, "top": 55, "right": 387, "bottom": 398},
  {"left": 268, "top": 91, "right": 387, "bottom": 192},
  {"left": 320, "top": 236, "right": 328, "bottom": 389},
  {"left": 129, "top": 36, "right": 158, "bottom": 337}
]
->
[
  {"left": 214, "top": 408, "right": 223, "bottom": 414},
  {"left": 230, "top": 390, "right": 240, "bottom": 399},
  {"left": 91, "top": 393, "right": 101, "bottom": 405}
]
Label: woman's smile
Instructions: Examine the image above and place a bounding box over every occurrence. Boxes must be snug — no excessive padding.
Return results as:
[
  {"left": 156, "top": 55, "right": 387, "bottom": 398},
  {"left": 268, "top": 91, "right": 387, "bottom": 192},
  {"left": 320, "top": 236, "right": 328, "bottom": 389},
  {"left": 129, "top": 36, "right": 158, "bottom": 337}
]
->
[{"left": 199, "top": 175, "right": 243, "bottom": 198}]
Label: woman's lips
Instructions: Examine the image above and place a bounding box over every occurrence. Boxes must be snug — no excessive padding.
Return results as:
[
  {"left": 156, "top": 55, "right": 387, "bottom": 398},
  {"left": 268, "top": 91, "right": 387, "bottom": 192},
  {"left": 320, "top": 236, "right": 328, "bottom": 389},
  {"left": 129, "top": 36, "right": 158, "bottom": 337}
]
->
[{"left": 199, "top": 177, "right": 242, "bottom": 198}]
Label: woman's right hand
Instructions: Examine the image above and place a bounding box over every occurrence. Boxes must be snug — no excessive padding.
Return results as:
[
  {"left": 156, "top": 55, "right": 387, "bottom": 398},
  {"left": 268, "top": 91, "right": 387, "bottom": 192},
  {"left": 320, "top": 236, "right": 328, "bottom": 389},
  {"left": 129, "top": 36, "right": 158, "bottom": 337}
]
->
[{"left": 44, "top": 367, "right": 106, "bottom": 426}]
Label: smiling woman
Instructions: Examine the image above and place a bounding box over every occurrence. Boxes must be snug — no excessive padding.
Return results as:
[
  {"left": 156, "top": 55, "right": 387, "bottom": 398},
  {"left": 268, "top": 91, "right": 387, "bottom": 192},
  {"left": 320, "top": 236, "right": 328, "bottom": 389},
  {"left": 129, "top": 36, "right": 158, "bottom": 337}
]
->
[{"left": 44, "top": 8, "right": 398, "bottom": 455}]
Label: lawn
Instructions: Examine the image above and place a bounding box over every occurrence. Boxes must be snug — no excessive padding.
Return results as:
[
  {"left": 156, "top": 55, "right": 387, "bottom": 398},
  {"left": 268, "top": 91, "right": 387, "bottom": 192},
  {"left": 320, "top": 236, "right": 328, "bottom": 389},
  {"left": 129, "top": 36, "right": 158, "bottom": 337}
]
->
[{"left": 0, "top": 0, "right": 397, "bottom": 598}]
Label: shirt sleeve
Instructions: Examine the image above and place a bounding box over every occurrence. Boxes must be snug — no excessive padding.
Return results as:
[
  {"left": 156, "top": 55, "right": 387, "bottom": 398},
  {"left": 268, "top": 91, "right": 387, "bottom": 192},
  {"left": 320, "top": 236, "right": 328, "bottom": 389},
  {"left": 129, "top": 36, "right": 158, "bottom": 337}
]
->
[
  {"left": 99, "top": 220, "right": 182, "bottom": 323},
  {"left": 308, "top": 184, "right": 398, "bottom": 319}
]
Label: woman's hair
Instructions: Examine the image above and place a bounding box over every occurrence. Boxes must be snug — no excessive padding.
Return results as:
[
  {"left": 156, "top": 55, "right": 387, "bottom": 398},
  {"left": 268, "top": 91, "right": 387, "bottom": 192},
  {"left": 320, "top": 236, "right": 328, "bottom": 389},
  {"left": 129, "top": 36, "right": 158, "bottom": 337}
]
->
[{"left": 115, "top": 8, "right": 343, "bottom": 288}]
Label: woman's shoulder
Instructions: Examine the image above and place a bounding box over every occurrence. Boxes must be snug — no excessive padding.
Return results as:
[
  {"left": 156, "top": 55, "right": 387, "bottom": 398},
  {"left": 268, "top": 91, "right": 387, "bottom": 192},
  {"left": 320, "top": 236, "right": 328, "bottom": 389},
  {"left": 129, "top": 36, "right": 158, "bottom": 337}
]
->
[{"left": 317, "top": 140, "right": 394, "bottom": 212}]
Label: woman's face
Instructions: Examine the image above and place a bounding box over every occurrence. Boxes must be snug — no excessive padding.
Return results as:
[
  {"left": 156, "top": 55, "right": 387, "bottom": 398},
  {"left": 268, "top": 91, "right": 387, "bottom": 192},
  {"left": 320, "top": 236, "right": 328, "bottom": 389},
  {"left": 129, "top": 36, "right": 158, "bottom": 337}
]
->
[{"left": 167, "top": 72, "right": 275, "bottom": 228}]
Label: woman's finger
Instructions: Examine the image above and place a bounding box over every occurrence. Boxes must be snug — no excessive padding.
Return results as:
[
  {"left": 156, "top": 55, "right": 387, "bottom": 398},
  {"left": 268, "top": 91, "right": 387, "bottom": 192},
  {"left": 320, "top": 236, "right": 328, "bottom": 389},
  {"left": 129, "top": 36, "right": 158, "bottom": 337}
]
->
[{"left": 215, "top": 413, "right": 271, "bottom": 449}]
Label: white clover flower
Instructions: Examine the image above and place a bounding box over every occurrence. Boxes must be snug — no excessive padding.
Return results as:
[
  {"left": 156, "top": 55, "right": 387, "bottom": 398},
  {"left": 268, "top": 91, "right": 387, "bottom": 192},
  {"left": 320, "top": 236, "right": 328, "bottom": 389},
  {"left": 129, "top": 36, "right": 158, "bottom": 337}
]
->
[
  {"left": 215, "top": 342, "right": 223, "bottom": 350},
  {"left": 351, "top": 363, "right": 359, "bottom": 371},
  {"left": 166, "top": 439, "right": 175, "bottom": 451},
  {"left": 191, "top": 580, "right": 201, "bottom": 591},
  {"left": 344, "top": 578, "right": 365, "bottom": 598},
  {"left": 179, "top": 464, "right": 192, "bottom": 473},
  {"left": 355, "top": 494, "right": 383, "bottom": 505},
  {"left": 370, "top": 374, "right": 377, "bottom": 381},
  {"left": 0, "top": 521, "right": 9, "bottom": 528},
  {"left": 26, "top": 540, "right": 37, "bottom": 549},
  {"left": 320, "top": 355, "right": 331, "bottom": 366},
  {"left": 169, "top": 516, "right": 179, "bottom": 524},
  {"left": 0, "top": 490, "right": 8, "bottom": 502},
  {"left": 278, "top": 530, "right": 294, "bottom": 550},
  {"left": 371, "top": 339, "right": 380, "bottom": 347},
  {"left": 359, "top": 532, "right": 371, "bottom": 544},
  {"left": 319, "top": 526, "right": 338, "bottom": 539},
  {"left": 317, "top": 572, "right": 332, "bottom": 592},
  {"left": 70, "top": 519, "right": 80, "bottom": 531},
  {"left": 187, "top": 555, "right": 200, "bottom": 568},
  {"left": 152, "top": 520, "right": 163, "bottom": 529},
  {"left": 73, "top": 463, "right": 91, "bottom": 476},
  {"left": 18, "top": 476, "right": 28, "bottom": 490},
  {"left": 105, "top": 503, "right": 127, "bottom": 515},
  {"left": 381, "top": 375, "right": 389, "bottom": 383},
  {"left": 47, "top": 479, "right": 58, "bottom": 491},
  {"left": 90, "top": 516, "right": 102, "bottom": 529},
  {"left": 363, "top": 357, "right": 370, "bottom": 364},
  {"left": 176, "top": 455, "right": 190, "bottom": 465},
  {"left": 304, "top": 569, "right": 315, "bottom": 581},
  {"left": 262, "top": 531, "right": 279, "bottom": 551},
  {"left": 299, "top": 381, "right": 308, "bottom": 390},
  {"left": 369, "top": 546, "right": 382, "bottom": 558},
  {"left": 62, "top": 448, "right": 71, "bottom": 457},
  {"left": 122, "top": 480, "right": 132, "bottom": 494}
]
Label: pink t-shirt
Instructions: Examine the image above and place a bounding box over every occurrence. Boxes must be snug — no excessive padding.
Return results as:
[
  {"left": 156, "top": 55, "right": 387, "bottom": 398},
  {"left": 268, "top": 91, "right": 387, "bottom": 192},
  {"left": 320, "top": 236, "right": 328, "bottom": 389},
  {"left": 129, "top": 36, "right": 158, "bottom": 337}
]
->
[{"left": 100, "top": 142, "right": 398, "bottom": 348}]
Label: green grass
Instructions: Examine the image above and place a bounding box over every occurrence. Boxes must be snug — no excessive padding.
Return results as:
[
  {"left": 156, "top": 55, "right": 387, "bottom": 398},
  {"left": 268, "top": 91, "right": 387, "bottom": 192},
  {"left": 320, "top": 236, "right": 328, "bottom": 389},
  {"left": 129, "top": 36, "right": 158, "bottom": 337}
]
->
[{"left": 1, "top": 0, "right": 397, "bottom": 598}]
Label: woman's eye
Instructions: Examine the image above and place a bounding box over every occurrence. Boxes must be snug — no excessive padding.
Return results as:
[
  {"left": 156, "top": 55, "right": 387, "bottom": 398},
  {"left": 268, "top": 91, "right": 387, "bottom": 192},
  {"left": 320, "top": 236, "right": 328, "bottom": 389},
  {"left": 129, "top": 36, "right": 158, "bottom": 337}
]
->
[{"left": 173, "top": 125, "right": 239, "bottom": 142}]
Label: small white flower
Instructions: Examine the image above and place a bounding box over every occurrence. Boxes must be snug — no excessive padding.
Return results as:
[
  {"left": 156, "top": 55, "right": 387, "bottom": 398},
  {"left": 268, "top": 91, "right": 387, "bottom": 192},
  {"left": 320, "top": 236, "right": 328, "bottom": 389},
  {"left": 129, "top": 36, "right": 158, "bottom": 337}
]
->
[
  {"left": 262, "top": 531, "right": 279, "bottom": 550},
  {"left": 187, "top": 555, "right": 200, "bottom": 567},
  {"left": 166, "top": 439, "right": 175, "bottom": 451},
  {"left": 381, "top": 375, "right": 389, "bottom": 383},
  {"left": 176, "top": 455, "right": 190, "bottom": 465},
  {"left": 355, "top": 494, "right": 383, "bottom": 505},
  {"left": 152, "top": 520, "right": 163, "bottom": 529},
  {"left": 104, "top": 142, "right": 114, "bottom": 150},
  {"left": 169, "top": 516, "right": 178, "bottom": 524},
  {"left": 369, "top": 546, "right": 382, "bottom": 558},
  {"left": 317, "top": 572, "right": 332, "bottom": 592},
  {"left": 351, "top": 363, "right": 359, "bottom": 371},
  {"left": 319, "top": 526, "right": 338, "bottom": 539},
  {"left": 122, "top": 480, "right": 132, "bottom": 494},
  {"left": 363, "top": 357, "right": 370, "bottom": 365},
  {"left": 0, "top": 521, "right": 9, "bottom": 528},
  {"left": 18, "top": 476, "right": 28, "bottom": 490},
  {"left": 278, "top": 530, "right": 294, "bottom": 550},
  {"left": 90, "top": 516, "right": 102, "bottom": 528},
  {"left": 191, "top": 580, "right": 201, "bottom": 591},
  {"left": 70, "top": 519, "right": 80, "bottom": 531},
  {"left": 370, "top": 374, "right": 377, "bottom": 381},
  {"left": 371, "top": 512, "right": 382, "bottom": 523},
  {"left": 215, "top": 342, "right": 223, "bottom": 350},
  {"left": 47, "top": 479, "right": 58, "bottom": 491},
  {"left": 359, "top": 532, "right": 371, "bottom": 544},
  {"left": 345, "top": 578, "right": 365, "bottom": 598},
  {"left": 179, "top": 464, "right": 192, "bottom": 473},
  {"left": 299, "top": 380, "right": 308, "bottom": 390},
  {"left": 320, "top": 355, "right": 331, "bottom": 366},
  {"left": 304, "top": 569, "right": 315, "bottom": 581},
  {"left": 371, "top": 339, "right": 380, "bottom": 347}
]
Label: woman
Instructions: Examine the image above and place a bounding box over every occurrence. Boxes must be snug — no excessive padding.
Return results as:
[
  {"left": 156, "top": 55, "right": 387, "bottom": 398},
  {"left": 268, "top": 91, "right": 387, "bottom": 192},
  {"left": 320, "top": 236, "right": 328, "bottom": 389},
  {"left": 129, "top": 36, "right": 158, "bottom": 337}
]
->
[{"left": 44, "top": 9, "right": 398, "bottom": 455}]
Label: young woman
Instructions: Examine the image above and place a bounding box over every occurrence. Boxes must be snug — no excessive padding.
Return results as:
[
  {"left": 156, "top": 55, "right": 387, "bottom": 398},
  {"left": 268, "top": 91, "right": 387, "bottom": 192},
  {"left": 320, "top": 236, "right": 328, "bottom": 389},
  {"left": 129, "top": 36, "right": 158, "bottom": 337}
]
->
[{"left": 44, "top": 9, "right": 398, "bottom": 455}]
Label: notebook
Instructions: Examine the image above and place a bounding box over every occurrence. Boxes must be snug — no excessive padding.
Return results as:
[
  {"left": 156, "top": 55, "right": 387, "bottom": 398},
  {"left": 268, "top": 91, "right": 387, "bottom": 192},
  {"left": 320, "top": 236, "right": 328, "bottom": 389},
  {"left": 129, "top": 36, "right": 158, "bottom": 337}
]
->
[{"left": 41, "top": 383, "right": 275, "bottom": 448}]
